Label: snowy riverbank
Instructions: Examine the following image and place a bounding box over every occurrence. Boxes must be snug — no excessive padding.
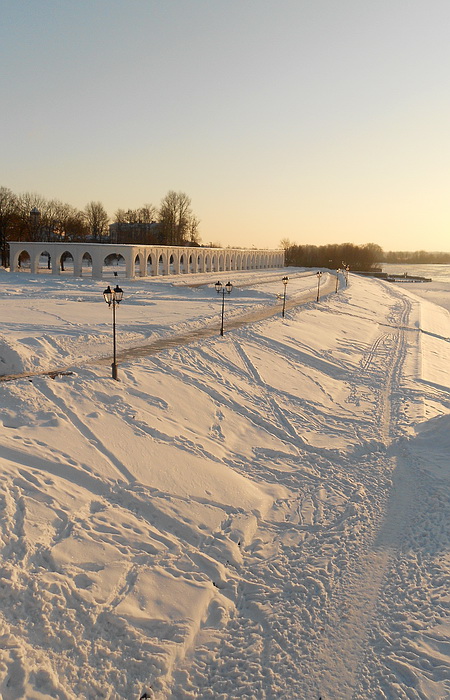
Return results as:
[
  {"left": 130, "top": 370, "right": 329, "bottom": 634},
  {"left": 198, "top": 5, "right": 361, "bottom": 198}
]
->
[{"left": 0, "top": 270, "right": 449, "bottom": 699}]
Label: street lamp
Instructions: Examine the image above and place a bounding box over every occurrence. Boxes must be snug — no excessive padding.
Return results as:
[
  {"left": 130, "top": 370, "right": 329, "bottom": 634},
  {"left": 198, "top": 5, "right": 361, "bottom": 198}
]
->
[
  {"left": 215, "top": 280, "right": 233, "bottom": 336},
  {"left": 103, "top": 284, "right": 124, "bottom": 380},
  {"left": 282, "top": 276, "right": 289, "bottom": 317},
  {"left": 316, "top": 271, "right": 323, "bottom": 302},
  {"left": 335, "top": 268, "right": 341, "bottom": 293}
]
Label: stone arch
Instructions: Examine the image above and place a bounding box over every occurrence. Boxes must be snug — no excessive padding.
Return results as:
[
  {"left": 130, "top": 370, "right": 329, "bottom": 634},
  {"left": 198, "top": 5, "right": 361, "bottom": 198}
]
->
[
  {"left": 38, "top": 249, "right": 52, "bottom": 272},
  {"left": 102, "top": 252, "right": 126, "bottom": 278},
  {"left": 175, "top": 251, "right": 180, "bottom": 274},
  {"left": 56, "top": 250, "right": 74, "bottom": 274},
  {"left": 81, "top": 252, "right": 93, "bottom": 277},
  {"left": 7, "top": 242, "right": 284, "bottom": 278},
  {"left": 14, "top": 248, "right": 31, "bottom": 271},
  {"left": 158, "top": 252, "right": 168, "bottom": 275},
  {"left": 133, "top": 252, "right": 146, "bottom": 277}
]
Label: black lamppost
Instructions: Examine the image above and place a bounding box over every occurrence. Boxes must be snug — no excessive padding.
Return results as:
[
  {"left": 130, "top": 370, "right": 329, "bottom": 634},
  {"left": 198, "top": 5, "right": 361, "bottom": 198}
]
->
[
  {"left": 316, "top": 271, "right": 322, "bottom": 302},
  {"left": 335, "top": 268, "right": 341, "bottom": 293},
  {"left": 282, "top": 276, "right": 289, "bottom": 317},
  {"left": 215, "top": 280, "right": 233, "bottom": 336},
  {"left": 103, "top": 284, "right": 124, "bottom": 380}
]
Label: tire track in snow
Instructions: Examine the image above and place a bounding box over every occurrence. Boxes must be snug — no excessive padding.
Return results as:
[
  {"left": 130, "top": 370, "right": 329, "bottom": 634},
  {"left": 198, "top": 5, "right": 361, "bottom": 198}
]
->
[
  {"left": 315, "top": 456, "right": 418, "bottom": 700},
  {"left": 196, "top": 340, "right": 354, "bottom": 442},
  {"left": 351, "top": 286, "right": 450, "bottom": 698},
  {"left": 354, "top": 464, "right": 450, "bottom": 698},
  {"left": 170, "top": 304, "right": 379, "bottom": 698},
  {"left": 145, "top": 353, "right": 308, "bottom": 452},
  {"left": 313, "top": 290, "right": 415, "bottom": 699},
  {"left": 359, "top": 332, "right": 393, "bottom": 373},
  {"left": 232, "top": 340, "right": 301, "bottom": 442},
  {"left": 29, "top": 380, "right": 136, "bottom": 484}
]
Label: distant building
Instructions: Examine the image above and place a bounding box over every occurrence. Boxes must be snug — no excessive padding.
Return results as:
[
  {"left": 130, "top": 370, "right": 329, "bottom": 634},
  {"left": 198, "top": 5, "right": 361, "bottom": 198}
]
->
[{"left": 109, "top": 221, "right": 161, "bottom": 245}]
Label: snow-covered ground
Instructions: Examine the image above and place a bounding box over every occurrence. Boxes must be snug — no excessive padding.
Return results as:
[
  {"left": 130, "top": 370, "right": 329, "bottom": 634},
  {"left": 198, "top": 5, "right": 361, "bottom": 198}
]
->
[{"left": 0, "top": 268, "right": 449, "bottom": 699}]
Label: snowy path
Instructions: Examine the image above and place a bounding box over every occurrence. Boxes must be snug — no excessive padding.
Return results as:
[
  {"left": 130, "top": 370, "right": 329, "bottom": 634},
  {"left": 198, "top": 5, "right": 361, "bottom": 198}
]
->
[
  {"left": 313, "top": 289, "right": 413, "bottom": 699},
  {"left": 0, "top": 273, "right": 335, "bottom": 381}
]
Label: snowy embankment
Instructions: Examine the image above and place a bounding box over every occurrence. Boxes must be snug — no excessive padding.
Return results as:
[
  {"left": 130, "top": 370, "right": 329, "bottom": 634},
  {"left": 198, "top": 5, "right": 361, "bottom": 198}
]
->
[{"left": 0, "top": 269, "right": 449, "bottom": 699}]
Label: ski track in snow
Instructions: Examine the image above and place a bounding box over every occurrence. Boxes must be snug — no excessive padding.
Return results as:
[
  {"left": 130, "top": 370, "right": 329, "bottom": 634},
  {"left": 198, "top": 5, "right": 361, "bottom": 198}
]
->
[{"left": 0, "top": 272, "right": 449, "bottom": 698}]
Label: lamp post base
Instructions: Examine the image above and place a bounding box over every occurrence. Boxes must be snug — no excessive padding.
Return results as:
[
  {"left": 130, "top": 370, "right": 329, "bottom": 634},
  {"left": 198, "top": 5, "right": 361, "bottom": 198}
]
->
[{"left": 111, "top": 363, "right": 119, "bottom": 380}]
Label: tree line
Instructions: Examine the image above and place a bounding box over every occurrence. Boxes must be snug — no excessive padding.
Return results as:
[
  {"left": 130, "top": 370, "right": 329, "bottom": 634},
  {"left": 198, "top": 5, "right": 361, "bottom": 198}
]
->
[
  {"left": 281, "top": 240, "right": 450, "bottom": 270},
  {"left": 0, "top": 186, "right": 200, "bottom": 266},
  {"left": 3, "top": 184, "right": 448, "bottom": 271},
  {"left": 382, "top": 250, "right": 450, "bottom": 264},
  {"left": 281, "top": 240, "right": 384, "bottom": 271}
]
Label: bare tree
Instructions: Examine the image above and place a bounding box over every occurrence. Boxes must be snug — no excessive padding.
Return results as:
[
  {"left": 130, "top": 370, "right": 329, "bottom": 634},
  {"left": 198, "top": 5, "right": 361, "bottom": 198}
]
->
[
  {"left": 279, "top": 238, "right": 293, "bottom": 250},
  {"left": 114, "top": 208, "right": 128, "bottom": 223},
  {"left": 158, "top": 191, "right": 197, "bottom": 246},
  {"left": 114, "top": 205, "right": 156, "bottom": 225},
  {"left": 52, "top": 201, "right": 86, "bottom": 240},
  {"left": 187, "top": 215, "right": 201, "bottom": 245},
  {"left": 0, "top": 187, "right": 18, "bottom": 266},
  {"left": 14, "top": 192, "right": 48, "bottom": 241},
  {"left": 138, "top": 203, "right": 157, "bottom": 223},
  {"left": 1, "top": 189, "right": 88, "bottom": 252},
  {"left": 112, "top": 204, "right": 158, "bottom": 244},
  {"left": 84, "top": 201, "right": 109, "bottom": 241}
]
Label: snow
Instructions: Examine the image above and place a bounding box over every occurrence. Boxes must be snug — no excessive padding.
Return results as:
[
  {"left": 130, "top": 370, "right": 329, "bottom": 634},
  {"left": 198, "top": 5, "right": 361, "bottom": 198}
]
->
[{"left": 0, "top": 267, "right": 449, "bottom": 699}]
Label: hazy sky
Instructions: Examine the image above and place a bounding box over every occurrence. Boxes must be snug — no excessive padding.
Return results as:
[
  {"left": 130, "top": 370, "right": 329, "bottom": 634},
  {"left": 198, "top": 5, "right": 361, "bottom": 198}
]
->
[{"left": 2, "top": 0, "right": 450, "bottom": 251}]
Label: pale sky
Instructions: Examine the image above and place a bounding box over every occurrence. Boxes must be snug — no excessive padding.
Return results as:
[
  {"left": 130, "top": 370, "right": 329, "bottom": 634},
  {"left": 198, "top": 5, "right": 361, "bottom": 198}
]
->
[{"left": 2, "top": 0, "right": 450, "bottom": 251}]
